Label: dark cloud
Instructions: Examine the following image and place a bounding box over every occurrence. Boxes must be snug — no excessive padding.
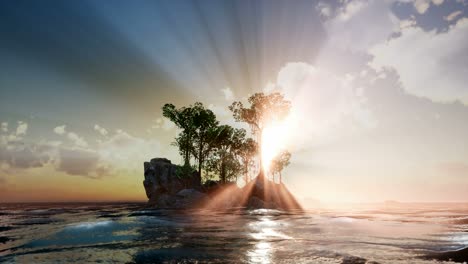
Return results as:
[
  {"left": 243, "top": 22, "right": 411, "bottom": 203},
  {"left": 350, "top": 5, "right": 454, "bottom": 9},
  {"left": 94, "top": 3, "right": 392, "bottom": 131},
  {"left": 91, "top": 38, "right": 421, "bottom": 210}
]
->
[
  {"left": 57, "top": 148, "right": 101, "bottom": 178},
  {"left": 0, "top": 141, "right": 52, "bottom": 169}
]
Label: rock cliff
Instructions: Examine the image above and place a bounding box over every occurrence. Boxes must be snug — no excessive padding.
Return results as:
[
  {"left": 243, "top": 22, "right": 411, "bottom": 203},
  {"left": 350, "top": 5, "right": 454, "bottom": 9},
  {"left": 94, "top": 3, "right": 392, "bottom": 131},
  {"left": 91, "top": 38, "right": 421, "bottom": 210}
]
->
[
  {"left": 143, "top": 157, "right": 302, "bottom": 211},
  {"left": 143, "top": 158, "right": 204, "bottom": 208}
]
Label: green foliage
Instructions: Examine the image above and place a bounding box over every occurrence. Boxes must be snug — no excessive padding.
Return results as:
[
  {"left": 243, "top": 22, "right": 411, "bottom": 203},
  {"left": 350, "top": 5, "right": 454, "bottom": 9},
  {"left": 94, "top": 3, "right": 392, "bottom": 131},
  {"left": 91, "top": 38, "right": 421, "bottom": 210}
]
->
[
  {"left": 162, "top": 102, "right": 219, "bottom": 179},
  {"left": 162, "top": 92, "right": 292, "bottom": 184},
  {"left": 175, "top": 164, "right": 197, "bottom": 179},
  {"left": 162, "top": 103, "right": 196, "bottom": 167},
  {"left": 205, "top": 125, "right": 246, "bottom": 183},
  {"left": 189, "top": 102, "right": 219, "bottom": 177}
]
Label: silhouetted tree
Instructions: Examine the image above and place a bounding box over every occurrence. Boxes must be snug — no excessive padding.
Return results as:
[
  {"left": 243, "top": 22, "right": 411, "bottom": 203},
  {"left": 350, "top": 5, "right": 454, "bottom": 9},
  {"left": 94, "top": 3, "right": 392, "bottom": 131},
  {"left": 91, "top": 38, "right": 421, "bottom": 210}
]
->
[
  {"left": 229, "top": 92, "right": 291, "bottom": 177},
  {"left": 163, "top": 102, "right": 219, "bottom": 180},
  {"left": 270, "top": 150, "right": 291, "bottom": 184},
  {"left": 237, "top": 138, "right": 257, "bottom": 183},
  {"left": 206, "top": 125, "right": 245, "bottom": 183},
  {"left": 162, "top": 103, "right": 195, "bottom": 167},
  {"left": 190, "top": 102, "right": 219, "bottom": 179}
]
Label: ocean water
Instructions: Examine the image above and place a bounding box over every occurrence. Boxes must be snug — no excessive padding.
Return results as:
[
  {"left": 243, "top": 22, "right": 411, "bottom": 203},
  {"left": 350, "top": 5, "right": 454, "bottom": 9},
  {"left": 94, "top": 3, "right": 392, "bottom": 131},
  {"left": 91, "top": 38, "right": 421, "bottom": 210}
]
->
[{"left": 0, "top": 202, "right": 467, "bottom": 263}]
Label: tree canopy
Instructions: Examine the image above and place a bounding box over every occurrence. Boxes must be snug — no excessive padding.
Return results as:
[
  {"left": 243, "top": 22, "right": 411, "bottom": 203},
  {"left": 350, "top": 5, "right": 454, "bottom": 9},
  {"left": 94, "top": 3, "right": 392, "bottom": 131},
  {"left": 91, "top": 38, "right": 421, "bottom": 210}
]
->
[
  {"left": 229, "top": 92, "right": 291, "bottom": 176},
  {"left": 162, "top": 92, "right": 291, "bottom": 185}
]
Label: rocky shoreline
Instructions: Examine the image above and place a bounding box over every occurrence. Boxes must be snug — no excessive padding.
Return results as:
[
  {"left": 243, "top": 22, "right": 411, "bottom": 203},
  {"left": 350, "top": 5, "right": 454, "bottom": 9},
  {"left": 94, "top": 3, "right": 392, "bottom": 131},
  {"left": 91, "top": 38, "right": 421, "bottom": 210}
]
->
[{"left": 143, "top": 158, "right": 302, "bottom": 210}]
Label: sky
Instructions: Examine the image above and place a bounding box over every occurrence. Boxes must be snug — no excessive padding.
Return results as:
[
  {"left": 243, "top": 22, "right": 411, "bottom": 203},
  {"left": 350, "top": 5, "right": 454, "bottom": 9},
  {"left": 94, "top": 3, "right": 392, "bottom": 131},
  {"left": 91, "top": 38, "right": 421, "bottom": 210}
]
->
[{"left": 1, "top": 0, "right": 468, "bottom": 203}]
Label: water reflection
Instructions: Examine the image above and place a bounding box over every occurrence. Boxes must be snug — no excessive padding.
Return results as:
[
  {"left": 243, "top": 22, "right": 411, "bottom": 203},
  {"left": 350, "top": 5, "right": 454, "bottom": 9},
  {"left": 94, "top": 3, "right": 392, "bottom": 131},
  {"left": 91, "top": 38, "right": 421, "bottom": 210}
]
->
[
  {"left": 248, "top": 241, "right": 272, "bottom": 263},
  {"left": 247, "top": 210, "right": 292, "bottom": 263},
  {"left": 1, "top": 203, "right": 468, "bottom": 263}
]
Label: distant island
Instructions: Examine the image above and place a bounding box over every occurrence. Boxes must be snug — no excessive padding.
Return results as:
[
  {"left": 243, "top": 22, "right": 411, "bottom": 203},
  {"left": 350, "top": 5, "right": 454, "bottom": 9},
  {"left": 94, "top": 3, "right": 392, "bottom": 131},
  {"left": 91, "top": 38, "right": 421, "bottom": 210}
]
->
[{"left": 142, "top": 92, "right": 301, "bottom": 210}]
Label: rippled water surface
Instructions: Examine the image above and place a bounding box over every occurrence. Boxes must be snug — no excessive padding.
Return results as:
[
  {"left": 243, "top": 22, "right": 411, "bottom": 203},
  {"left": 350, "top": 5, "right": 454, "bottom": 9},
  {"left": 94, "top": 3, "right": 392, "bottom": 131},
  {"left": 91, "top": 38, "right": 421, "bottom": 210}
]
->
[{"left": 1, "top": 203, "right": 468, "bottom": 263}]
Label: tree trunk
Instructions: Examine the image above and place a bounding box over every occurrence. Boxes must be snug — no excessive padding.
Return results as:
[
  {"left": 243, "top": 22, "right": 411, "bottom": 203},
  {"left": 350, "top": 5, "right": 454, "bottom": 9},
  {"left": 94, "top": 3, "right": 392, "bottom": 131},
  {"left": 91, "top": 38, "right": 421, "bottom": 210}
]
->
[
  {"left": 220, "top": 160, "right": 226, "bottom": 183},
  {"left": 184, "top": 149, "right": 190, "bottom": 167},
  {"left": 198, "top": 135, "right": 203, "bottom": 178},
  {"left": 279, "top": 171, "right": 282, "bottom": 184},
  {"left": 258, "top": 128, "right": 265, "bottom": 178}
]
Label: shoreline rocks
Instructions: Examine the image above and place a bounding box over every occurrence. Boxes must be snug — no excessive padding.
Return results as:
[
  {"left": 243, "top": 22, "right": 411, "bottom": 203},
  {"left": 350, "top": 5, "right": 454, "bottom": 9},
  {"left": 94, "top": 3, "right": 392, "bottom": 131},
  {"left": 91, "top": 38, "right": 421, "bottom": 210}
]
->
[{"left": 143, "top": 158, "right": 302, "bottom": 211}]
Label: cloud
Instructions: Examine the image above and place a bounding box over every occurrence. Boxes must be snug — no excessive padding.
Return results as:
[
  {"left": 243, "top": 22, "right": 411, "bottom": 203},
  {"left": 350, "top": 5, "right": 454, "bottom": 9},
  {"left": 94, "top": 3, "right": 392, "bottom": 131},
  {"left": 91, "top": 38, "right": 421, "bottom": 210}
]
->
[
  {"left": 414, "top": 0, "right": 431, "bottom": 14},
  {"left": 221, "top": 87, "right": 234, "bottom": 101},
  {"left": 98, "top": 129, "right": 163, "bottom": 170},
  {"left": 317, "top": 0, "right": 398, "bottom": 74},
  {"left": 0, "top": 139, "right": 54, "bottom": 170},
  {"left": 2, "top": 120, "right": 170, "bottom": 178},
  {"left": 267, "top": 62, "right": 373, "bottom": 151},
  {"left": 1, "top": 122, "right": 7, "bottom": 132},
  {"left": 54, "top": 126, "right": 89, "bottom": 148},
  {"left": 336, "top": 0, "right": 368, "bottom": 21},
  {"left": 94, "top": 124, "right": 108, "bottom": 136},
  {"left": 445, "top": 10, "right": 462, "bottom": 21},
  {"left": 369, "top": 18, "right": 468, "bottom": 104},
  {"left": 57, "top": 148, "right": 103, "bottom": 177},
  {"left": 67, "top": 132, "right": 88, "bottom": 148},
  {"left": 16, "top": 121, "right": 28, "bottom": 136},
  {"left": 316, "top": 2, "right": 332, "bottom": 18},
  {"left": 53, "top": 125, "right": 66, "bottom": 135}
]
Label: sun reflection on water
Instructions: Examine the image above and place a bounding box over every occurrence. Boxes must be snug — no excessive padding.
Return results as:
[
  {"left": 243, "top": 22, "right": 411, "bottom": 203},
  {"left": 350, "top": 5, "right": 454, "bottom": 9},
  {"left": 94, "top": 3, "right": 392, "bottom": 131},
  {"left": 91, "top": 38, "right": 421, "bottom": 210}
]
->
[{"left": 247, "top": 212, "right": 292, "bottom": 263}]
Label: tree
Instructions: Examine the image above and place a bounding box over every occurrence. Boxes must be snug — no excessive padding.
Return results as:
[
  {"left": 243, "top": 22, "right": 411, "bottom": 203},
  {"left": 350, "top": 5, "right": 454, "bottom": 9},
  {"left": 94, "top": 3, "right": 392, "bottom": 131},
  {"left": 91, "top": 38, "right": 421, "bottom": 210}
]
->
[
  {"left": 206, "top": 125, "right": 245, "bottom": 183},
  {"left": 229, "top": 92, "right": 291, "bottom": 176},
  {"left": 190, "top": 102, "right": 219, "bottom": 179},
  {"left": 237, "top": 138, "right": 257, "bottom": 183},
  {"left": 162, "top": 103, "right": 195, "bottom": 167},
  {"left": 270, "top": 150, "right": 291, "bottom": 184},
  {"left": 163, "top": 102, "right": 219, "bottom": 180}
]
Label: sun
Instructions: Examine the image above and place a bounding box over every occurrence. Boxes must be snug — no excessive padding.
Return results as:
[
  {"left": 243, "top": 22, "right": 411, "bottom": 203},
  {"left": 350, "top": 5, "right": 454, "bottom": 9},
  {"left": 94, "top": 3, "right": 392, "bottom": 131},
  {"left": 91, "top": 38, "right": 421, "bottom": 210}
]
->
[{"left": 261, "top": 121, "right": 289, "bottom": 175}]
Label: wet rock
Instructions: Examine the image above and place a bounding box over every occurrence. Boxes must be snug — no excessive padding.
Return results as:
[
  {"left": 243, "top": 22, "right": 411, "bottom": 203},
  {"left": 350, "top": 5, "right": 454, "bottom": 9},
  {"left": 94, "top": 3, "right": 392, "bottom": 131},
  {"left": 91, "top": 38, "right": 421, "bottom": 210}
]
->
[
  {"left": 144, "top": 158, "right": 205, "bottom": 209},
  {"left": 152, "top": 194, "right": 177, "bottom": 208},
  {"left": 143, "top": 158, "right": 183, "bottom": 200},
  {"left": 177, "top": 189, "right": 206, "bottom": 200},
  {"left": 144, "top": 157, "right": 302, "bottom": 211}
]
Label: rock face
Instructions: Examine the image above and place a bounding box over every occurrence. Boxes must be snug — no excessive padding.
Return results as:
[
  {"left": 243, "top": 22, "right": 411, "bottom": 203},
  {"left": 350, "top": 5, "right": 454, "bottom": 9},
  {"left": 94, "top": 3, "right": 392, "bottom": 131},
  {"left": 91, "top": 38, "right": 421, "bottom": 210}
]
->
[
  {"left": 143, "top": 158, "right": 203, "bottom": 208},
  {"left": 144, "top": 157, "right": 302, "bottom": 211}
]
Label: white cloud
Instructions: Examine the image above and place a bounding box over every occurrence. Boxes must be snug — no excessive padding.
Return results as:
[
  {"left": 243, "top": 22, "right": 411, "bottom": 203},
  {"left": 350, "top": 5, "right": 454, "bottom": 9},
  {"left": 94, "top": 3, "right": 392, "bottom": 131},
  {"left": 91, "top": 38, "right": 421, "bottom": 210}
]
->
[
  {"left": 1, "top": 122, "right": 172, "bottom": 178},
  {"left": 16, "top": 121, "right": 28, "bottom": 136},
  {"left": 94, "top": 124, "right": 108, "bottom": 136},
  {"left": 316, "top": 2, "right": 332, "bottom": 18},
  {"left": 445, "top": 10, "right": 462, "bottom": 21},
  {"left": 67, "top": 132, "right": 88, "bottom": 148},
  {"left": 432, "top": 0, "right": 444, "bottom": 5},
  {"left": 336, "top": 0, "right": 368, "bottom": 21},
  {"left": 53, "top": 125, "right": 66, "bottom": 135},
  {"left": 414, "top": 0, "right": 431, "bottom": 14},
  {"left": 369, "top": 18, "right": 468, "bottom": 104},
  {"left": 320, "top": 0, "right": 398, "bottom": 55},
  {"left": 54, "top": 126, "right": 89, "bottom": 148},
  {"left": 1, "top": 122, "right": 7, "bottom": 133},
  {"left": 221, "top": 87, "right": 234, "bottom": 100},
  {"left": 399, "top": 18, "right": 417, "bottom": 30},
  {"left": 269, "top": 62, "right": 373, "bottom": 150},
  {"left": 97, "top": 129, "right": 164, "bottom": 171}
]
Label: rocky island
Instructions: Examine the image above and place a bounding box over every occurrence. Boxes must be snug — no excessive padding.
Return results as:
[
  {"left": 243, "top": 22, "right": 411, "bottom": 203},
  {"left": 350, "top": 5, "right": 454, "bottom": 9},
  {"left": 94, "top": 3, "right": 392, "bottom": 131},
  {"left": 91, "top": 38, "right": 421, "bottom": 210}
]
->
[
  {"left": 143, "top": 93, "right": 302, "bottom": 210},
  {"left": 143, "top": 158, "right": 302, "bottom": 210}
]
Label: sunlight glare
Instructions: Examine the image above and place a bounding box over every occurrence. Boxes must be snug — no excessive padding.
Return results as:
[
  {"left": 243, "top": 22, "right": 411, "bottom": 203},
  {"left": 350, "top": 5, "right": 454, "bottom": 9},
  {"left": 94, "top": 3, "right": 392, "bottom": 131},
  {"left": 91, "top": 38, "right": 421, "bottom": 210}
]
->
[{"left": 261, "top": 121, "right": 289, "bottom": 174}]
